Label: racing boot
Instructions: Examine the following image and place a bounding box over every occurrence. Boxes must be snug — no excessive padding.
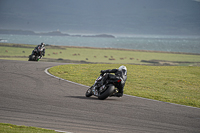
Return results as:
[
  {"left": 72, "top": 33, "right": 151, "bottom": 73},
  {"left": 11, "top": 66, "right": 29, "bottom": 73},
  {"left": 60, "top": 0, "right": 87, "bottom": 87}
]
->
[
  {"left": 111, "top": 89, "right": 122, "bottom": 97},
  {"left": 113, "top": 93, "right": 123, "bottom": 97}
]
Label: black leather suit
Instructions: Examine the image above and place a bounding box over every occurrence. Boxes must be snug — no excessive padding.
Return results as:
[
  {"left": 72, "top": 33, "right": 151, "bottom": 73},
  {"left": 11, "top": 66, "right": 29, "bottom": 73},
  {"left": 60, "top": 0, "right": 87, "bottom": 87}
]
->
[{"left": 101, "top": 68, "right": 127, "bottom": 96}]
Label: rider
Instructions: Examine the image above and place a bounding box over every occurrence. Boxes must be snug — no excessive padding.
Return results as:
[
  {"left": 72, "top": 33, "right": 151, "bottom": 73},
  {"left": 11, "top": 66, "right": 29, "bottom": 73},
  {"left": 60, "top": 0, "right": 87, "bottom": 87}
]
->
[
  {"left": 34, "top": 42, "right": 45, "bottom": 58},
  {"left": 100, "top": 65, "right": 127, "bottom": 97}
]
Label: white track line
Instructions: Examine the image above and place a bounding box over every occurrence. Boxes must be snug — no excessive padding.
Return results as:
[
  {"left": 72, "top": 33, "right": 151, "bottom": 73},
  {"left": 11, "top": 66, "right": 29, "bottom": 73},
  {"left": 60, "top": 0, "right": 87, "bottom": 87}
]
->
[
  {"left": 44, "top": 67, "right": 200, "bottom": 110},
  {"left": 45, "top": 67, "right": 89, "bottom": 88},
  {"left": 55, "top": 130, "right": 73, "bottom": 133}
]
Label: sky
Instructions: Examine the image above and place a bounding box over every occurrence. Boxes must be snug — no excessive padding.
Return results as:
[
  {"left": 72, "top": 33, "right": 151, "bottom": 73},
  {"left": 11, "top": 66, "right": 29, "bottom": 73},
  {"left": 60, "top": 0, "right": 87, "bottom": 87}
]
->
[{"left": 0, "top": 0, "right": 200, "bottom": 35}]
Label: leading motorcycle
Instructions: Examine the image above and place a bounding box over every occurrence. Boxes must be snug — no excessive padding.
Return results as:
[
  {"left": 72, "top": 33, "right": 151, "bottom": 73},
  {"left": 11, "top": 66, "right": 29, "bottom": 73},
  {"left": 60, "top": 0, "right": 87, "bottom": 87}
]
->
[
  {"left": 85, "top": 73, "right": 122, "bottom": 100},
  {"left": 28, "top": 47, "right": 44, "bottom": 61}
]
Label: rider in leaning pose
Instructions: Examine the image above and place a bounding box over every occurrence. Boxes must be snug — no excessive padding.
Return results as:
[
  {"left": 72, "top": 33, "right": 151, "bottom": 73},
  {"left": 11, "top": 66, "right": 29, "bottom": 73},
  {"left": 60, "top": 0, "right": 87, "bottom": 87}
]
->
[
  {"left": 34, "top": 42, "right": 45, "bottom": 58},
  {"left": 100, "top": 65, "right": 127, "bottom": 97}
]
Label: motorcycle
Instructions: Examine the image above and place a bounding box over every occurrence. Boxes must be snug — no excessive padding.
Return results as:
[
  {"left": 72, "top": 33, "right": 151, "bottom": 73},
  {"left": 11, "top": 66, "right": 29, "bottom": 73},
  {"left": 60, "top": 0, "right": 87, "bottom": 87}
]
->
[
  {"left": 85, "top": 73, "right": 122, "bottom": 100},
  {"left": 28, "top": 47, "right": 44, "bottom": 61}
]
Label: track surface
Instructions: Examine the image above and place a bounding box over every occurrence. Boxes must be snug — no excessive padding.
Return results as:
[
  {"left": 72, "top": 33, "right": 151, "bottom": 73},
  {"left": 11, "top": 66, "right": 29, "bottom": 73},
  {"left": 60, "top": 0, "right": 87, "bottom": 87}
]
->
[{"left": 0, "top": 59, "right": 200, "bottom": 133}]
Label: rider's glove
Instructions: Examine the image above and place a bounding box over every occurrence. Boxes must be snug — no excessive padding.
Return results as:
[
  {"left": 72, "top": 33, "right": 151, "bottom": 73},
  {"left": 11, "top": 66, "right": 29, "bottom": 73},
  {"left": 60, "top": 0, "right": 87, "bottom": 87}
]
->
[
  {"left": 100, "top": 70, "right": 105, "bottom": 76},
  {"left": 100, "top": 70, "right": 105, "bottom": 73}
]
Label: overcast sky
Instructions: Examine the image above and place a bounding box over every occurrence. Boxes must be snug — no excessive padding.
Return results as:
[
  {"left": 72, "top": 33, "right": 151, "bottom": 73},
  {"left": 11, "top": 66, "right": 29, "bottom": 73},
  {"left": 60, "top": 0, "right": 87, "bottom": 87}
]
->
[{"left": 0, "top": 0, "right": 200, "bottom": 35}]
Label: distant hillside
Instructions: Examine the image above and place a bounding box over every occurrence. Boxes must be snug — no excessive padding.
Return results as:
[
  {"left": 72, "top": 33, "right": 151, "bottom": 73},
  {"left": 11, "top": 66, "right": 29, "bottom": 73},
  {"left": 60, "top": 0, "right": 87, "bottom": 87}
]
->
[
  {"left": 0, "top": 29, "right": 115, "bottom": 38},
  {"left": 37, "top": 31, "right": 70, "bottom": 36}
]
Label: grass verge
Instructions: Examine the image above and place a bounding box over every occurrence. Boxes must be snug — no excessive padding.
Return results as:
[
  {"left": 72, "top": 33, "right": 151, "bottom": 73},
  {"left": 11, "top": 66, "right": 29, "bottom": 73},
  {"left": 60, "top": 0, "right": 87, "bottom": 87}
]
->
[
  {"left": 0, "top": 123, "right": 56, "bottom": 133},
  {"left": 49, "top": 64, "right": 200, "bottom": 108},
  {"left": 1, "top": 43, "right": 200, "bottom": 65}
]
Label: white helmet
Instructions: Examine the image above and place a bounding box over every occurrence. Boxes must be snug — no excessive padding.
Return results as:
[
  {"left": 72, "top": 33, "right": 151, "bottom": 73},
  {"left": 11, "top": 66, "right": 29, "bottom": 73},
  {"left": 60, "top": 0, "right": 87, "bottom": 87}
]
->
[
  {"left": 119, "top": 65, "right": 127, "bottom": 76},
  {"left": 118, "top": 65, "right": 127, "bottom": 71}
]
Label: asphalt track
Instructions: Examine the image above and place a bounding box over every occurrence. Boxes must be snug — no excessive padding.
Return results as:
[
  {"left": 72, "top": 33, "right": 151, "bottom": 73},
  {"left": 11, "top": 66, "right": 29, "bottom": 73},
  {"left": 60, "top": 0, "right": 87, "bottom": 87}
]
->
[{"left": 0, "top": 59, "right": 200, "bottom": 133}]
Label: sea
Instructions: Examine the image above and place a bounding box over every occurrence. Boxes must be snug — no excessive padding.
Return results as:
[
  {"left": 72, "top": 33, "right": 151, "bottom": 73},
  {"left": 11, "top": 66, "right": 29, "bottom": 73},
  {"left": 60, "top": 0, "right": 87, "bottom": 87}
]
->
[{"left": 0, "top": 34, "right": 200, "bottom": 54}]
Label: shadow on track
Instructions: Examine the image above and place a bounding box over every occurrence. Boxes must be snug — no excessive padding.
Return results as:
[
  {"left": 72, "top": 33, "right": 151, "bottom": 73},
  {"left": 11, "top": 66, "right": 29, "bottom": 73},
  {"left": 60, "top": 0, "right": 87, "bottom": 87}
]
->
[{"left": 65, "top": 95, "right": 118, "bottom": 101}]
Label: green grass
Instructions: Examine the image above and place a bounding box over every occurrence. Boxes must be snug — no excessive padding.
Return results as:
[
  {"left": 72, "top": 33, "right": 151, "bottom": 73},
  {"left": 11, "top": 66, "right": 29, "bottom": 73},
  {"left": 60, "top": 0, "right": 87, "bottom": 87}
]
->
[
  {"left": 0, "top": 123, "right": 56, "bottom": 133},
  {"left": 0, "top": 43, "right": 199, "bottom": 131},
  {"left": 49, "top": 64, "right": 200, "bottom": 108},
  {"left": 0, "top": 58, "right": 29, "bottom": 61},
  {"left": 1, "top": 43, "right": 200, "bottom": 65},
  {"left": 1, "top": 43, "right": 200, "bottom": 108}
]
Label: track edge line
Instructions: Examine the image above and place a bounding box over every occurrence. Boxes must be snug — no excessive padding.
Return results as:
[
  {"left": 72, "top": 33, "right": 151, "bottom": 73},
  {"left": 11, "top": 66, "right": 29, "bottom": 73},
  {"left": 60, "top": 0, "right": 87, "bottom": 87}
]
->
[{"left": 44, "top": 67, "right": 200, "bottom": 110}]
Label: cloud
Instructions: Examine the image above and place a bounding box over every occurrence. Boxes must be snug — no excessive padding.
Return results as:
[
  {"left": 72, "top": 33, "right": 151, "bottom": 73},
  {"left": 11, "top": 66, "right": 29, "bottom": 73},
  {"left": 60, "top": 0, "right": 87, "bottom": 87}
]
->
[{"left": 194, "top": 0, "right": 200, "bottom": 2}]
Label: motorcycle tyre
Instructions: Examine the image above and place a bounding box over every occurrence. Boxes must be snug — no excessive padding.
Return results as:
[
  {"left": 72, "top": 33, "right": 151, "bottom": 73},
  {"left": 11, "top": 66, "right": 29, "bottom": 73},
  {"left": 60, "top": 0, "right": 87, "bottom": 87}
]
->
[
  {"left": 28, "top": 55, "right": 33, "bottom": 61},
  {"left": 34, "top": 56, "right": 39, "bottom": 61},
  {"left": 98, "top": 84, "right": 115, "bottom": 100},
  {"left": 85, "top": 87, "right": 93, "bottom": 97},
  {"left": 28, "top": 55, "right": 31, "bottom": 61}
]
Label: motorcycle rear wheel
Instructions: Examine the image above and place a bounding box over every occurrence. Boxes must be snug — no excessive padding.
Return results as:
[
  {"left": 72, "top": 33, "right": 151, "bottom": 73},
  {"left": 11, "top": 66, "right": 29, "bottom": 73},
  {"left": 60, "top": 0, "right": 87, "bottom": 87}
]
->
[
  {"left": 35, "top": 56, "right": 39, "bottom": 61},
  {"left": 98, "top": 85, "right": 115, "bottom": 100}
]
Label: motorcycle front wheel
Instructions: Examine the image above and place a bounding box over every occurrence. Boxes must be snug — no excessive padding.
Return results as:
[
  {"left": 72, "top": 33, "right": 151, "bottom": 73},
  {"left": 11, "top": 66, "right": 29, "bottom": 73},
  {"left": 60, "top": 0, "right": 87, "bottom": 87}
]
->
[
  {"left": 28, "top": 55, "right": 31, "bottom": 61},
  {"left": 85, "top": 87, "right": 93, "bottom": 97},
  {"left": 98, "top": 84, "right": 115, "bottom": 100}
]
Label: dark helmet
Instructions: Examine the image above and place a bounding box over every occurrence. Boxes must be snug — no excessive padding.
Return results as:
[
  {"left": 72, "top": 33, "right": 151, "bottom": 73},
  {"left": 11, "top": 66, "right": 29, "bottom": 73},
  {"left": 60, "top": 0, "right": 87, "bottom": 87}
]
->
[{"left": 41, "top": 42, "right": 45, "bottom": 47}]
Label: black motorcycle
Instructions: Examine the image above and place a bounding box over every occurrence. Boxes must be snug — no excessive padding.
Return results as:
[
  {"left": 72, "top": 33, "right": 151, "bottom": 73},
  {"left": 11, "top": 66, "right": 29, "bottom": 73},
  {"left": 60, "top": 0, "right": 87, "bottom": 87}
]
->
[
  {"left": 28, "top": 47, "right": 43, "bottom": 61},
  {"left": 85, "top": 73, "right": 122, "bottom": 100}
]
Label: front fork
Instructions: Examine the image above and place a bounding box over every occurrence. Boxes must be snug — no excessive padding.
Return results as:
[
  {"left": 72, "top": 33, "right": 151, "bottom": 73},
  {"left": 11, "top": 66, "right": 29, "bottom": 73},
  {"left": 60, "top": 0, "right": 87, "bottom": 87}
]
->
[
  {"left": 93, "top": 84, "right": 109, "bottom": 96},
  {"left": 92, "top": 85, "right": 99, "bottom": 96}
]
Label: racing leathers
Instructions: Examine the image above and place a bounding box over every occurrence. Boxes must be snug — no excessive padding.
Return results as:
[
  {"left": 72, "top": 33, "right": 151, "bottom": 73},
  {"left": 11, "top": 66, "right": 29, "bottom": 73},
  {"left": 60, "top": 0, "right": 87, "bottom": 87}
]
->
[
  {"left": 33, "top": 44, "right": 45, "bottom": 58},
  {"left": 100, "top": 67, "right": 127, "bottom": 97}
]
